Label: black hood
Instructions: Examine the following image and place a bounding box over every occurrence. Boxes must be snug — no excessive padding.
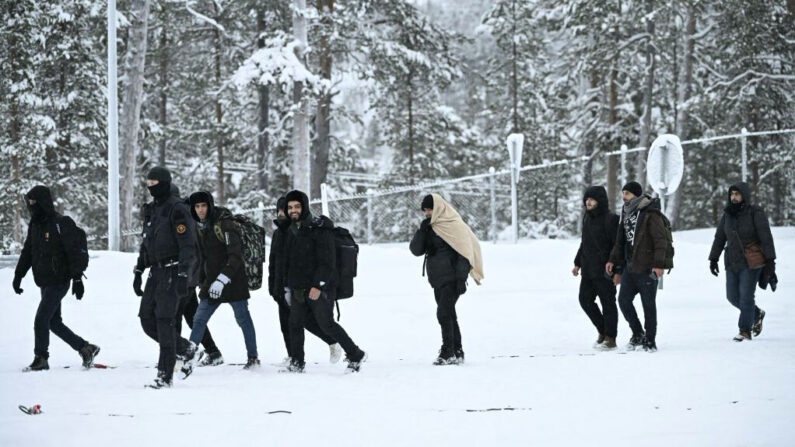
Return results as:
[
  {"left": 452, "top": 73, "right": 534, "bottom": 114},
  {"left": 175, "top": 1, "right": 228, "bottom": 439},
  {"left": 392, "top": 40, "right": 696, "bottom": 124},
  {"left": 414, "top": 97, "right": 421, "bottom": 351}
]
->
[
  {"left": 26, "top": 185, "right": 56, "bottom": 215},
  {"left": 285, "top": 190, "right": 311, "bottom": 222},
  {"left": 171, "top": 183, "right": 182, "bottom": 199},
  {"left": 189, "top": 191, "right": 215, "bottom": 222},
  {"left": 583, "top": 185, "right": 609, "bottom": 215},
  {"left": 273, "top": 195, "right": 290, "bottom": 229},
  {"left": 727, "top": 182, "right": 752, "bottom": 207}
]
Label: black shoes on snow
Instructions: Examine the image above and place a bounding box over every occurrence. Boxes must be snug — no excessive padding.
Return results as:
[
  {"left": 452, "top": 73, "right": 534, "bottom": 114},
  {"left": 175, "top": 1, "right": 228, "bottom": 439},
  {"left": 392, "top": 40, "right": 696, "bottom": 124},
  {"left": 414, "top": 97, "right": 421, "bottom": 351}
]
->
[
  {"left": 733, "top": 331, "right": 752, "bottom": 342},
  {"left": 627, "top": 333, "right": 646, "bottom": 351},
  {"left": 454, "top": 348, "right": 465, "bottom": 364},
  {"left": 596, "top": 336, "right": 617, "bottom": 351},
  {"left": 281, "top": 359, "right": 306, "bottom": 373},
  {"left": 642, "top": 339, "right": 658, "bottom": 352},
  {"left": 198, "top": 350, "right": 224, "bottom": 367},
  {"left": 433, "top": 347, "right": 459, "bottom": 366},
  {"left": 147, "top": 371, "right": 173, "bottom": 389},
  {"left": 23, "top": 355, "right": 49, "bottom": 372},
  {"left": 243, "top": 356, "right": 261, "bottom": 370},
  {"left": 79, "top": 343, "right": 100, "bottom": 369},
  {"left": 595, "top": 333, "right": 606, "bottom": 347},
  {"left": 345, "top": 351, "right": 367, "bottom": 373},
  {"left": 180, "top": 343, "right": 199, "bottom": 379},
  {"left": 753, "top": 309, "right": 766, "bottom": 337}
]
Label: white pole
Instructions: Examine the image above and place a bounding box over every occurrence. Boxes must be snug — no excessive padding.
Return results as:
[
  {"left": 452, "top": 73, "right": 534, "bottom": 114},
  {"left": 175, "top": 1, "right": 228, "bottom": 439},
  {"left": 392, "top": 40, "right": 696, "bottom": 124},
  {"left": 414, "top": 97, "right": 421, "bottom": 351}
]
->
[
  {"left": 510, "top": 159, "right": 518, "bottom": 244},
  {"left": 320, "top": 182, "right": 329, "bottom": 217},
  {"left": 107, "top": 0, "right": 119, "bottom": 251},
  {"left": 366, "top": 191, "right": 373, "bottom": 245},
  {"left": 741, "top": 127, "right": 748, "bottom": 182},
  {"left": 489, "top": 167, "right": 497, "bottom": 243}
]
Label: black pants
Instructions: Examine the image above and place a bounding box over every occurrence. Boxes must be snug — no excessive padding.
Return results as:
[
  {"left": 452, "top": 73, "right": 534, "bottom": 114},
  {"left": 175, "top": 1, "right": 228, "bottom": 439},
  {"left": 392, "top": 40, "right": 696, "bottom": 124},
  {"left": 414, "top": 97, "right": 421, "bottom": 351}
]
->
[
  {"left": 175, "top": 289, "right": 220, "bottom": 355},
  {"left": 434, "top": 283, "right": 462, "bottom": 353},
  {"left": 578, "top": 276, "right": 618, "bottom": 338},
  {"left": 276, "top": 296, "right": 336, "bottom": 358},
  {"left": 139, "top": 267, "right": 187, "bottom": 381},
  {"left": 618, "top": 270, "right": 659, "bottom": 342},
  {"left": 34, "top": 282, "right": 88, "bottom": 358},
  {"left": 288, "top": 289, "right": 362, "bottom": 364}
]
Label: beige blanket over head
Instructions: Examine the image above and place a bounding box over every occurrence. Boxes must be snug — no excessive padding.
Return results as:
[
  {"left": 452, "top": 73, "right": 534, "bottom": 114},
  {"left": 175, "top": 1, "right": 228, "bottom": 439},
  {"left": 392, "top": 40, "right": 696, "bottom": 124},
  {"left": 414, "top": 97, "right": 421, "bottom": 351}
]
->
[{"left": 429, "top": 193, "right": 484, "bottom": 285}]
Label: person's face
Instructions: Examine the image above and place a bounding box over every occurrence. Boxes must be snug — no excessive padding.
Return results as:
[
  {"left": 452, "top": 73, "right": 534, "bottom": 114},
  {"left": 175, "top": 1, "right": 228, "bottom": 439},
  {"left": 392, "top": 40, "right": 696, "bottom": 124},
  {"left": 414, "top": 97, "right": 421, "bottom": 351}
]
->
[
  {"left": 287, "top": 201, "right": 302, "bottom": 221},
  {"left": 194, "top": 203, "right": 208, "bottom": 220},
  {"left": 585, "top": 198, "right": 597, "bottom": 210},
  {"left": 730, "top": 190, "right": 743, "bottom": 204},
  {"left": 622, "top": 190, "right": 635, "bottom": 202},
  {"left": 146, "top": 179, "right": 159, "bottom": 187},
  {"left": 423, "top": 208, "right": 432, "bottom": 218}
]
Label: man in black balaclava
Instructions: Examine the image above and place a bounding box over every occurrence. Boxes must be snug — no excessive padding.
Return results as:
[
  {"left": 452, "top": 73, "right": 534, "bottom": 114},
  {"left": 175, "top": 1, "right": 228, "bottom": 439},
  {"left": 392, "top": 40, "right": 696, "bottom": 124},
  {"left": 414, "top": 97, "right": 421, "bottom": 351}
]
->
[
  {"left": 13, "top": 185, "right": 100, "bottom": 371},
  {"left": 135, "top": 167, "right": 197, "bottom": 388}
]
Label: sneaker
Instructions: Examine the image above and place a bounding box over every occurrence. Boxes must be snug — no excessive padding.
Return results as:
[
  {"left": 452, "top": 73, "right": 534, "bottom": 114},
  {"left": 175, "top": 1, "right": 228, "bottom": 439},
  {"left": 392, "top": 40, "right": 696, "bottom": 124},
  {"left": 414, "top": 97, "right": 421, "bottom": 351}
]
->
[
  {"left": 146, "top": 371, "right": 173, "bottom": 389},
  {"left": 280, "top": 358, "right": 305, "bottom": 373},
  {"left": 597, "top": 336, "right": 617, "bottom": 351},
  {"left": 243, "top": 356, "right": 261, "bottom": 370},
  {"left": 23, "top": 355, "right": 49, "bottom": 372},
  {"left": 180, "top": 342, "right": 199, "bottom": 379},
  {"left": 433, "top": 347, "right": 456, "bottom": 366},
  {"left": 345, "top": 351, "right": 368, "bottom": 373},
  {"left": 642, "top": 339, "right": 658, "bottom": 352},
  {"left": 197, "top": 350, "right": 224, "bottom": 367},
  {"left": 79, "top": 343, "right": 100, "bottom": 369},
  {"left": 733, "top": 331, "right": 752, "bottom": 342},
  {"left": 753, "top": 309, "right": 766, "bottom": 337},
  {"left": 454, "top": 348, "right": 465, "bottom": 364},
  {"left": 329, "top": 343, "right": 343, "bottom": 364},
  {"left": 627, "top": 333, "right": 646, "bottom": 351},
  {"left": 594, "top": 333, "right": 606, "bottom": 347}
]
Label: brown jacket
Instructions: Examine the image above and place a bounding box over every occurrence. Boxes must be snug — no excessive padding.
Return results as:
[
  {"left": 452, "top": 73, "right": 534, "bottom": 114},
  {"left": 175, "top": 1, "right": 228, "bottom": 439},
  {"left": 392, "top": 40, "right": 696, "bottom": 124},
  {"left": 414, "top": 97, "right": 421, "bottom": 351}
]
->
[{"left": 609, "top": 196, "right": 667, "bottom": 274}]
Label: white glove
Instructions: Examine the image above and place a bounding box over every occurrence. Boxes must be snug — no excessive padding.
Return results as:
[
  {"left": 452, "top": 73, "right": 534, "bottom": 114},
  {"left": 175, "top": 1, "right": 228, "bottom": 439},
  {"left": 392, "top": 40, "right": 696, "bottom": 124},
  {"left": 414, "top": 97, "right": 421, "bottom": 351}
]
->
[
  {"left": 284, "top": 287, "right": 292, "bottom": 306},
  {"left": 209, "top": 274, "right": 230, "bottom": 300}
]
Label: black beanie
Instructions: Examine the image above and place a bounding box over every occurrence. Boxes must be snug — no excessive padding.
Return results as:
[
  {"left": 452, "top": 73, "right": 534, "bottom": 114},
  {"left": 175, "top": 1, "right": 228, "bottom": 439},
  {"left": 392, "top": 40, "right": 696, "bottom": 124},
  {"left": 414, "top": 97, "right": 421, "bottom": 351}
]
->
[
  {"left": 622, "top": 181, "right": 643, "bottom": 198},
  {"left": 147, "top": 166, "right": 172, "bottom": 183},
  {"left": 421, "top": 194, "right": 434, "bottom": 210}
]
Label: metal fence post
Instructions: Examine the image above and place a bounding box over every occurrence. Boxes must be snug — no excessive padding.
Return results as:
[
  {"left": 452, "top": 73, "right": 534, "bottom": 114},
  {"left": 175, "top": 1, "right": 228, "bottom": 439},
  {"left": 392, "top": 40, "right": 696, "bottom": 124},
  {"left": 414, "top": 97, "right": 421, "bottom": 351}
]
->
[
  {"left": 366, "top": 191, "right": 373, "bottom": 245},
  {"left": 741, "top": 127, "right": 748, "bottom": 182},
  {"left": 489, "top": 167, "right": 497, "bottom": 243},
  {"left": 321, "top": 182, "right": 330, "bottom": 217},
  {"left": 257, "top": 201, "right": 265, "bottom": 229}
]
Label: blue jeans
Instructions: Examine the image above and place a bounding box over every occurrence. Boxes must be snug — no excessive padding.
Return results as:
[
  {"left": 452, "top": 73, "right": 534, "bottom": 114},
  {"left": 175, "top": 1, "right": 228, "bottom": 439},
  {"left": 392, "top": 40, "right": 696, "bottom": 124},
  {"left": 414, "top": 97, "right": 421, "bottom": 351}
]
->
[
  {"left": 191, "top": 299, "right": 257, "bottom": 357},
  {"left": 726, "top": 267, "right": 762, "bottom": 332}
]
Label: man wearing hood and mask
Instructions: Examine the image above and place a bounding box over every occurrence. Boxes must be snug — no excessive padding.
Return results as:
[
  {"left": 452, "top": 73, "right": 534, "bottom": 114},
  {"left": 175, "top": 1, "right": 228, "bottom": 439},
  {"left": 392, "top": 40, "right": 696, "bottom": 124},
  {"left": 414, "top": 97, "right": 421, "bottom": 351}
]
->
[
  {"left": 13, "top": 185, "right": 100, "bottom": 372},
  {"left": 136, "top": 167, "right": 197, "bottom": 388},
  {"left": 268, "top": 196, "right": 341, "bottom": 365},
  {"left": 606, "top": 181, "right": 668, "bottom": 352},
  {"left": 709, "top": 182, "right": 777, "bottom": 342},
  {"left": 573, "top": 186, "right": 620, "bottom": 350}
]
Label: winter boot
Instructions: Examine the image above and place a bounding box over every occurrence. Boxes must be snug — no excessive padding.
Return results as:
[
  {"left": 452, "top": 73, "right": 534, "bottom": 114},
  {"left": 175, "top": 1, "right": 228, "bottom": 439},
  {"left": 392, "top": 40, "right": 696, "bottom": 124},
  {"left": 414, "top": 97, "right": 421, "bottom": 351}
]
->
[
  {"left": 642, "top": 339, "right": 658, "bottom": 352},
  {"left": 433, "top": 347, "right": 456, "bottom": 366},
  {"left": 345, "top": 351, "right": 368, "bottom": 373},
  {"left": 243, "top": 356, "right": 261, "bottom": 370},
  {"left": 733, "top": 331, "right": 752, "bottom": 342},
  {"left": 753, "top": 309, "right": 766, "bottom": 337},
  {"left": 329, "top": 343, "right": 343, "bottom": 364},
  {"left": 197, "top": 350, "right": 224, "bottom": 367},
  {"left": 594, "top": 333, "right": 606, "bottom": 348},
  {"left": 79, "top": 343, "right": 100, "bottom": 369},
  {"left": 147, "top": 371, "right": 173, "bottom": 389},
  {"left": 454, "top": 348, "right": 465, "bottom": 365},
  {"left": 23, "top": 355, "right": 49, "bottom": 372},
  {"left": 597, "top": 336, "right": 617, "bottom": 351},
  {"left": 180, "top": 342, "right": 199, "bottom": 379},
  {"left": 280, "top": 358, "right": 305, "bottom": 373},
  {"left": 627, "top": 333, "right": 646, "bottom": 351}
]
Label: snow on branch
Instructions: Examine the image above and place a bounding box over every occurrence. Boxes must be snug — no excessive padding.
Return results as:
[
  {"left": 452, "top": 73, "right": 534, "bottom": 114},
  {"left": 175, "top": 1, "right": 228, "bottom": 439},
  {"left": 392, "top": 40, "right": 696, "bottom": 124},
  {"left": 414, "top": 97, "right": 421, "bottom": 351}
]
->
[{"left": 232, "top": 33, "right": 319, "bottom": 91}]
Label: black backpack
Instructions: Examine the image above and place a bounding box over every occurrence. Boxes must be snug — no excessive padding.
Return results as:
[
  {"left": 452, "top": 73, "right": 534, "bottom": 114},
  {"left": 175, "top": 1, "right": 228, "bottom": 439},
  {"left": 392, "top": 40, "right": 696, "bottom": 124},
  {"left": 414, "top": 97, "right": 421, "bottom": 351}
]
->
[
  {"left": 332, "top": 226, "right": 359, "bottom": 299},
  {"left": 213, "top": 214, "right": 267, "bottom": 290},
  {"left": 56, "top": 217, "right": 89, "bottom": 275}
]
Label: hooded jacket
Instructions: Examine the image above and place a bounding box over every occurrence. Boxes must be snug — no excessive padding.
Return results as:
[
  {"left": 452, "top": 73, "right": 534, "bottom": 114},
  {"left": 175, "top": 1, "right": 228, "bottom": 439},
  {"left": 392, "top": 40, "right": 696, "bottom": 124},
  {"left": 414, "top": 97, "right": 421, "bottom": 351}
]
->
[
  {"left": 283, "top": 190, "right": 337, "bottom": 292},
  {"left": 575, "top": 186, "right": 620, "bottom": 279},
  {"left": 709, "top": 182, "right": 776, "bottom": 271},
  {"left": 268, "top": 198, "right": 290, "bottom": 302},
  {"left": 15, "top": 186, "right": 85, "bottom": 287},
  {"left": 609, "top": 194, "right": 668, "bottom": 274},
  {"left": 189, "top": 192, "right": 250, "bottom": 301}
]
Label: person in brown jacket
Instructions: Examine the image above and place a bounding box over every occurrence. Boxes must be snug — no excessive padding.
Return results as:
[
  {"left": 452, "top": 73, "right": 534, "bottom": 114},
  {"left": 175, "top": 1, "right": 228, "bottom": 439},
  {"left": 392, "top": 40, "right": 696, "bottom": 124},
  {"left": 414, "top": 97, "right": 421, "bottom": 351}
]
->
[{"left": 606, "top": 181, "right": 668, "bottom": 352}]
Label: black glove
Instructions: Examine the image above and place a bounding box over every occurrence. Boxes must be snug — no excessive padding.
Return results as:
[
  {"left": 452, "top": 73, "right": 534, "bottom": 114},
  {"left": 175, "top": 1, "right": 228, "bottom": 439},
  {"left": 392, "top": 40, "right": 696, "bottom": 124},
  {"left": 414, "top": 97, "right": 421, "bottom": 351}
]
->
[
  {"left": 710, "top": 260, "right": 719, "bottom": 277},
  {"left": 72, "top": 279, "right": 84, "bottom": 300},
  {"left": 420, "top": 218, "right": 431, "bottom": 232},
  {"left": 133, "top": 272, "right": 144, "bottom": 297},
  {"left": 12, "top": 275, "right": 23, "bottom": 295},
  {"left": 175, "top": 273, "right": 189, "bottom": 297},
  {"left": 761, "top": 261, "right": 777, "bottom": 292}
]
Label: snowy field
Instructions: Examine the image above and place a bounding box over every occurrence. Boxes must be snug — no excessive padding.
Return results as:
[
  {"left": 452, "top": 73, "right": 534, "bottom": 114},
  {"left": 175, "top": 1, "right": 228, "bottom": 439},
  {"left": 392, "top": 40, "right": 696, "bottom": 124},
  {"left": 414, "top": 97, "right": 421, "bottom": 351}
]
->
[{"left": 1, "top": 228, "right": 793, "bottom": 446}]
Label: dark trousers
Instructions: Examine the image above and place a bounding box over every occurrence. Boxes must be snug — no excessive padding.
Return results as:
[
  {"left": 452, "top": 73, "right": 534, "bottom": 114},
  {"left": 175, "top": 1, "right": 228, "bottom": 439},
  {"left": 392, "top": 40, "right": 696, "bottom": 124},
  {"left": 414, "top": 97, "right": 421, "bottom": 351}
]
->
[
  {"left": 618, "top": 271, "right": 659, "bottom": 342},
  {"left": 288, "top": 289, "right": 362, "bottom": 364},
  {"left": 34, "top": 282, "right": 88, "bottom": 358},
  {"left": 726, "top": 267, "right": 763, "bottom": 332},
  {"left": 578, "top": 277, "right": 618, "bottom": 337},
  {"left": 175, "top": 289, "right": 220, "bottom": 355},
  {"left": 434, "top": 283, "right": 462, "bottom": 353},
  {"left": 139, "top": 267, "right": 187, "bottom": 381},
  {"left": 276, "top": 296, "right": 336, "bottom": 358}
]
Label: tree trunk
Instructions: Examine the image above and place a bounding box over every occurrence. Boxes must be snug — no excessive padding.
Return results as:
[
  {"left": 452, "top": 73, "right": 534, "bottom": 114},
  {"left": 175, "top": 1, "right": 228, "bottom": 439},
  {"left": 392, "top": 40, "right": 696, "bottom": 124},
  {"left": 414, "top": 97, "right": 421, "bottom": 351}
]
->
[
  {"left": 292, "top": 0, "right": 310, "bottom": 195},
  {"left": 157, "top": 3, "right": 168, "bottom": 167},
  {"left": 637, "top": 0, "right": 656, "bottom": 191},
  {"left": 582, "top": 70, "right": 599, "bottom": 188},
  {"left": 607, "top": 64, "right": 619, "bottom": 211},
  {"left": 667, "top": 0, "right": 696, "bottom": 227},
  {"left": 311, "top": 0, "right": 333, "bottom": 199},
  {"left": 511, "top": 0, "right": 518, "bottom": 133},
  {"left": 213, "top": 2, "right": 225, "bottom": 205},
  {"left": 119, "top": 0, "right": 151, "bottom": 251},
  {"left": 408, "top": 69, "right": 415, "bottom": 184},
  {"left": 256, "top": 8, "right": 269, "bottom": 194}
]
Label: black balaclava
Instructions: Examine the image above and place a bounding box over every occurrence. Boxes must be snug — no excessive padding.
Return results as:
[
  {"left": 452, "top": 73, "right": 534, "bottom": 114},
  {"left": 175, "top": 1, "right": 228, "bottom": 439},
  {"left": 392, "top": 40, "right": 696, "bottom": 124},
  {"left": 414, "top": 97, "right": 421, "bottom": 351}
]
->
[
  {"left": 26, "top": 185, "right": 55, "bottom": 223},
  {"left": 146, "top": 166, "right": 172, "bottom": 201}
]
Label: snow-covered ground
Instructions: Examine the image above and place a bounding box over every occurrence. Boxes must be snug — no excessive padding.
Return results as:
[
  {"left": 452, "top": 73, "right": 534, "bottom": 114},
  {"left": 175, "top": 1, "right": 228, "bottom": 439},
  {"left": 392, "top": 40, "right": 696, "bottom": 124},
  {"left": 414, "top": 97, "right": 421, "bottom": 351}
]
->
[{"left": 1, "top": 228, "right": 793, "bottom": 446}]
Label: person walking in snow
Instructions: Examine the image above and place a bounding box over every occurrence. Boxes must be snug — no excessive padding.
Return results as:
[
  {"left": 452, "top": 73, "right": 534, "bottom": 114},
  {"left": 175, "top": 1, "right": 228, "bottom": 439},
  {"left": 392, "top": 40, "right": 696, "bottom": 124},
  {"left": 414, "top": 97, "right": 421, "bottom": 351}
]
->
[
  {"left": 12, "top": 185, "right": 100, "bottom": 372},
  {"left": 573, "top": 186, "right": 620, "bottom": 350},
  {"left": 135, "top": 167, "right": 198, "bottom": 389},
  {"left": 410, "top": 194, "right": 483, "bottom": 365},
  {"left": 708, "top": 182, "right": 777, "bottom": 342},
  {"left": 281, "top": 190, "right": 367, "bottom": 374},
  {"left": 268, "top": 196, "right": 342, "bottom": 365},
  {"left": 606, "top": 181, "right": 667, "bottom": 352},
  {"left": 180, "top": 191, "right": 259, "bottom": 378}
]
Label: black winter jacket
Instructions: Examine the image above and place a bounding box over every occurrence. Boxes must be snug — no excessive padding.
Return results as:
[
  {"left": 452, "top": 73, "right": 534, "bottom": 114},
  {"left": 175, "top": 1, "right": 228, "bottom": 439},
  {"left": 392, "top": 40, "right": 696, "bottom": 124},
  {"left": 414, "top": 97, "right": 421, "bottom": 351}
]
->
[
  {"left": 15, "top": 186, "right": 85, "bottom": 287},
  {"left": 268, "top": 217, "right": 290, "bottom": 301},
  {"left": 575, "top": 186, "right": 620, "bottom": 279},
  {"left": 709, "top": 182, "right": 776, "bottom": 271},
  {"left": 138, "top": 186, "right": 197, "bottom": 280},
  {"left": 283, "top": 191, "right": 336, "bottom": 291},
  {"left": 410, "top": 220, "right": 470, "bottom": 290}
]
